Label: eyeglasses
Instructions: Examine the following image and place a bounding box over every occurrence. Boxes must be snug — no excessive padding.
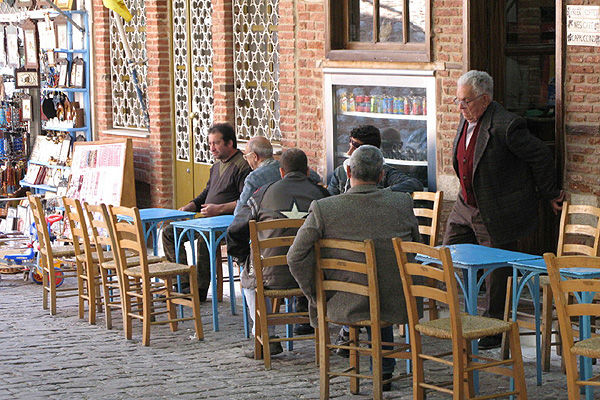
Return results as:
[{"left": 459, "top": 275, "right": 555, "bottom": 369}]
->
[
  {"left": 242, "top": 151, "right": 255, "bottom": 161},
  {"left": 349, "top": 139, "right": 363, "bottom": 149},
  {"left": 453, "top": 94, "right": 484, "bottom": 107}
]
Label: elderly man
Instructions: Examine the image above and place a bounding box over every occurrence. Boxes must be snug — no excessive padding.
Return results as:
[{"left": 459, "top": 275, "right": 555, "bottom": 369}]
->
[
  {"left": 162, "top": 123, "right": 251, "bottom": 300},
  {"left": 327, "top": 124, "right": 423, "bottom": 195},
  {"left": 444, "top": 70, "right": 564, "bottom": 349},
  {"left": 235, "top": 136, "right": 321, "bottom": 215},
  {"left": 227, "top": 148, "right": 330, "bottom": 357},
  {"left": 287, "top": 145, "right": 420, "bottom": 391}
]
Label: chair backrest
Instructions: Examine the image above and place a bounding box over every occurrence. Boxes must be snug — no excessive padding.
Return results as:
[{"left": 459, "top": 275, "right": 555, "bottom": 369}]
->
[
  {"left": 557, "top": 201, "right": 600, "bottom": 257},
  {"left": 412, "top": 191, "right": 443, "bottom": 246},
  {"left": 107, "top": 205, "right": 149, "bottom": 279},
  {"left": 27, "top": 193, "right": 53, "bottom": 262},
  {"left": 544, "top": 252, "right": 600, "bottom": 351},
  {"left": 83, "top": 202, "right": 118, "bottom": 268},
  {"left": 62, "top": 197, "right": 93, "bottom": 261},
  {"left": 248, "top": 218, "right": 305, "bottom": 286},
  {"left": 393, "top": 239, "right": 462, "bottom": 336},
  {"left": 314, "top": 238, "right": 379, "bottom": 325}
]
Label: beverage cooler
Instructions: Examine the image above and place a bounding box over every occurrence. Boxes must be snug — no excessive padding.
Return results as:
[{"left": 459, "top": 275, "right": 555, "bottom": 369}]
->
[{"left": 324, "top": 69, "right": 437, "bottom": 190}]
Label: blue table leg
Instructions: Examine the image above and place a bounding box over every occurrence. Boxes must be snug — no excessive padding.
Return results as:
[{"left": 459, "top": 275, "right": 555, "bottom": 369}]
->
[
  {"left": 227, "top": 255, "right": 236, "bottom": 315},
  {"left": 285, "top": 297, "right": 294, "bottom": 351},
  {"left": 467, "top": 268, "right": 480, "bottom": 394},
  {"left": 208, "top": 230, "right": 219, "bottom": 331},
  {"left": 579, "top": 292, "right": 594, "bottom": 400}
]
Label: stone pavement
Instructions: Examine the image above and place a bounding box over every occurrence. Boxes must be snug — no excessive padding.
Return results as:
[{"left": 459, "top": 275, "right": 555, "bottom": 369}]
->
[{"left": 0, "top": 271, "right": 580, "bottom": 399}]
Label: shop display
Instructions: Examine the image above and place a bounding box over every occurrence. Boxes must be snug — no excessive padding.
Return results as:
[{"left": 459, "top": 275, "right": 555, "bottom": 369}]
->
[{"left": 325, "top": 70, "right": 437, "bottom": 190}]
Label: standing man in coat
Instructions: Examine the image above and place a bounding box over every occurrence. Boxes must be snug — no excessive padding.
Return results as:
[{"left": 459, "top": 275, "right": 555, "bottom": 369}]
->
[
  {"left": 287, "top": 145, "right": 420, "bottom": 391},
  {"left": 227, "top": 148, "right": 330, "bottom": 357},
  {"left": 444, "top": 70, "right": 564, "bottom": 349}
]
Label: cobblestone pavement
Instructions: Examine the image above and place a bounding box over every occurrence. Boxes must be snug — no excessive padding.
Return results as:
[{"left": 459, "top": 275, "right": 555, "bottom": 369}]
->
[{"left": 0, "top": 271, "right": 582, "bottom": 399}]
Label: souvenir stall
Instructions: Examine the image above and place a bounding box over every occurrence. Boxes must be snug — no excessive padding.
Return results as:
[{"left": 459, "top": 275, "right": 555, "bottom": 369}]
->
[{"left": 0, "top": 1, "right": 91, "bottom": 197}]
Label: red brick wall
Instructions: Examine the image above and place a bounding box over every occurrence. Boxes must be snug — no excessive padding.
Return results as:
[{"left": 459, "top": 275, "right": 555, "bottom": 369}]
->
[
  {"left": 93, "top": 0, "right": 174, "bottom": 208},
  {"left": 564, "top": 0, "right": 600, "bottom": 198}
]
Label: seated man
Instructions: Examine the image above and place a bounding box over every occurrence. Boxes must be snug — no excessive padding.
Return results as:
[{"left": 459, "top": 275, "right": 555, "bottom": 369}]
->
[
  {"left": 328, "top": 124, "right": 423, "bottom": 195},
  {"left": 162, "top": 123, "right": 251, "bottom": 300},
  {"left": 226, "top": 148, "right": 330, "bottom": 357},
  {"left": 287, "top": 145, "right": 420, "bottom": 391}
]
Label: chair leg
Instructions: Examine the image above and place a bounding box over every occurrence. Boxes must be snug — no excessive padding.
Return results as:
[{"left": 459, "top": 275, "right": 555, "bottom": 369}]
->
[
  {"left": 165, "top": 277, "right": 178, "bottom": 332},
  {"left": 86, "top": 262, "right": 97, "bottom": 325},
  {"left": 349, "top": 327, "right": 360, "bottom": 395},
  {"left": 460, "top": 339, "right": 473, "bottom": 400},
  {"left": 141, "top": 281, "right": 152, "bottom": 346},
  {"left": 508, "top": 323, "right": 528, "bottom": 399},
  {"left": 541, "top": 283, "right": 554, "bottom": 372},
  {"left": 49, "top": 261, "right": 57, "bottom": 316},
  {"left": 411, "top": 332, "right": 425, "bottom": 400},
  {"left": 319, "top": 324, "right": 330, "bottom": 400},
  {"left": 371, "top": 327, "right": 383, "bottom": 400},
  {"left": 41, "top": 260, "right": 49, "bottom": 310},
  {"left": 501, "top": 276, "right": 513, "bottom": 360},
  {"left": 188, "top": 267, "right": 204, "bottom": 340},
  {"left": 99, "top": 267, "right": 113, "bottom": 330},
  {"left": 122, "top": 277, "right": 134, "bottom": 340}
]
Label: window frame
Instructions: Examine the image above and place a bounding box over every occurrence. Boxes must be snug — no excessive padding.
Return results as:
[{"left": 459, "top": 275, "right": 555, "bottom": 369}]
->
[{"left": 326, "top": 0, "right": 431, "bottom": 62}]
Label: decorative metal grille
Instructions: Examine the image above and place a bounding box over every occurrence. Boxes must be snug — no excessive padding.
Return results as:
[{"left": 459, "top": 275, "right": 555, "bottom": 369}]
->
[
  {"left": 109, "top": 0, "right": 148, "bottom": 130},
  {"left": 172, "top": 0, "right": 213, "bottom": 164},
  {"left": 233, "top": 0, "right": 281, "bottom": 142}
]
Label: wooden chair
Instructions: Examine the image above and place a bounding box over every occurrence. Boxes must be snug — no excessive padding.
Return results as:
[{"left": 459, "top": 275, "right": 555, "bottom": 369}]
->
[
  {"left": 107, "top": 205, "right": 203, "bottom": 346},
  {"left": 315, "top": 238, "right": 411, "bottom": 400},
  {"left": 502, "top": 202, "right": 600, "bottom": 370},
  {"left": 544, "top": 253, "right": 600, "bottom": 400},
  {"left": 62, "top": 197, "right": 104, "bottom": 325},
  {"left": 27, "top": 193, "right": 79, "bottom": 316},
  {"left": 248, "top": 218, "right": 316, "bottom": 370},
  {"left": 83, "top": 202, "right": 166, "bottom": 330},
  {"left": 412, "top": 190, "right": 444, "bottom": 321},
  {"left": 394, "top": 239, "right": 528, "bottom": 400}
]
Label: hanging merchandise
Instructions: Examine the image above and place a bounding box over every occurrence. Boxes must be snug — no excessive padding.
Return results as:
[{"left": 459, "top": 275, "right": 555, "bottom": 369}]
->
[
  {"left": 0, "top": 26, "right": 6, "bottom": 69},
  {"left": 5, "top": 25, "right": 19, "bottom": 69}
]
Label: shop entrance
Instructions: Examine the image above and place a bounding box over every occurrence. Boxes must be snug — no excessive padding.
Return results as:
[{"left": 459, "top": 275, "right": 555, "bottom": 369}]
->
[
  {"left": 467, "top": 0, "right": 560, "bottom": 254},
  {"left": 171, "top": 0, "right": 214, "bottom": 208}
]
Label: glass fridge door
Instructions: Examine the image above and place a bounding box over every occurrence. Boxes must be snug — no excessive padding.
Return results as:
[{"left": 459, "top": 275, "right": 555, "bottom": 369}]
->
[{"left": 324, "top": 69, "right": 436, "bottom": 190}]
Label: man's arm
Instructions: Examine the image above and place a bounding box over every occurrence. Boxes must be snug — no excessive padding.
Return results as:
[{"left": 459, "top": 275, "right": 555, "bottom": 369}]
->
[
  {"left": 200, "top": 201, "right": 237, "bottom": 217},
  {"left": 385, "top": 166, "right": 424, "bottom": 193},
  {"left": 234, "top": 174, "right": 258, "bottom": 215},
  {"left": 505, "top": 117, "right": 560, "bottom": 201},
  {"left": 226, "top": 203, "right": 254, "bottom": 261},
  {"left": 327, "top": 166, "right": 343, "bottom": 195},
  {"left": 287, "top": 201, "right": 323, "bottom": 304}
]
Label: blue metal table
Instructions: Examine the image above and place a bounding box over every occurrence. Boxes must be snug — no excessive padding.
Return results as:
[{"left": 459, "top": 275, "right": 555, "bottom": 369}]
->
[
  {"left": 171, "top": 215, "right": 236, "bottom": 332},
  {"left": 510, "top": 258, "right": 600, "bottom": 399},
  {"left": 120, "top": 208, "right": 195, "bottom": 256}
]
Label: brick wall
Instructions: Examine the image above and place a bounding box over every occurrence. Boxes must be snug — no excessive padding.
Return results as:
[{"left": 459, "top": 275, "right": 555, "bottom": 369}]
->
[
  {"left": 93, "top": 0, "right": 174, "bottom": 208},
  {"left": 564, "top": 0, "right": 600, "bottom": 199}
]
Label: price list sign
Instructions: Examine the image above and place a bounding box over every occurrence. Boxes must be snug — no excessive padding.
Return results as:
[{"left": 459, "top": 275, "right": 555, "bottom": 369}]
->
[{"left": 567, "top": 5, "right": 600, "bottom": 47}]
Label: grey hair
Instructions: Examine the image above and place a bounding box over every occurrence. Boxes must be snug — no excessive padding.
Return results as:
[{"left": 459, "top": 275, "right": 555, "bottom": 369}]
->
[
  {"left": 458, "top": 70, "right": 494, "bottom": 98},
  {"left": 247, "top": 136, "right": 273, "bottom": 159},
  {"left": 349, "top": 145, "right": 384, "bottom": 183}
]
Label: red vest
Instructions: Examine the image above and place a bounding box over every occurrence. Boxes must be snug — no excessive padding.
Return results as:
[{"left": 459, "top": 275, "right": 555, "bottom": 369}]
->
[{"left": 456, "top": 120, "right": 482, "bottom": 207}]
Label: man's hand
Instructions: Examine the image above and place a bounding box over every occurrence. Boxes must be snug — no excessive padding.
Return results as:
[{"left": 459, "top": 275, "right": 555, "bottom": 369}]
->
[
  {"left": 179, "top": 202, "right": 196, "bottom": 212},
  {"left": 200, "top": 203, "right": 222, "bottom": 217},
  {"left": 550, "top": 190, "right": 565, "bottom": 215}
]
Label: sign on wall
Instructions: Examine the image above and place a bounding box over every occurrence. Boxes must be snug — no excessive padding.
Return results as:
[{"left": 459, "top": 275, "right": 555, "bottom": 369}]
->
[{"left": 567, "top": 5, "right": 600, "bottom": 47}]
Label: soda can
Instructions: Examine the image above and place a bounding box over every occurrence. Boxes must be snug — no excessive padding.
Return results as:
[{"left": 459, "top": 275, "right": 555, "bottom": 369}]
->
[
  {"left": 364, "top": 96, "right": 371, "bottom": 113},
  {"left": 393, "top": 97, "right": 399, "bottom": 114},
  {"left": 397, "top": 97, "right": 405, "bottom": 115},
  {"left": 423, "top": 97, "right": 427, "bottom": 115},
  {"left": 404, "top": 96, "right": 411, "bottom": 115}
]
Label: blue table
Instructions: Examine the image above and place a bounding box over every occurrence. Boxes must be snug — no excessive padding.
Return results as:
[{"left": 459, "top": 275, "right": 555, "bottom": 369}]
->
[
  {"left": 510, "top": 258, "right": 600, "bottom": 398},
  {"left": 120, "top": 208, "right": 196, "bottom": 256},
  {"left": 171, "top": 215, "right": 236, "bottom": 332},
  {"left": 416, "top": 244, "right": 540, "bottom": 392}
]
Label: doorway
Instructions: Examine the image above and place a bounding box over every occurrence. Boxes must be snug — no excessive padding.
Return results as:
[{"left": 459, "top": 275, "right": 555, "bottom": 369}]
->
[{"left": 467, "top": 0, "right": 560, "bottom": 254}]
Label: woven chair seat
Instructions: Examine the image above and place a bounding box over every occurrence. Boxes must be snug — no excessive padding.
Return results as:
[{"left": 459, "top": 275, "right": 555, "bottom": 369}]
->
[
  {"left": 571, "top": 336, "right": 600, "bottom": 358},
  {"left": 263, "top": 287, "right": 303, "bottom": 297},
  {"left": 77, "top": 251, "right": 115, "bottom": 263},
  {"left": 48, "top": 245, "right": 77, "bottom": 258},
  {"left": 102, "top": 255, "right": 165, "bottom": 269},
  {"left": 416, "top": 314, "right": 512, "bottom": 340},
  {"left": 124, "top": 261, "right": 190, "bottom": 279}
]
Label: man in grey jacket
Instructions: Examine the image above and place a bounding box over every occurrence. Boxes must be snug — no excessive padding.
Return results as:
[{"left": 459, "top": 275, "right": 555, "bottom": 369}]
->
[
  {"left": 287, "top": 145, "right": 420, "bottom": 391},
  {"left": 227, "top": 148, "right": 330, "bottom": 357}
]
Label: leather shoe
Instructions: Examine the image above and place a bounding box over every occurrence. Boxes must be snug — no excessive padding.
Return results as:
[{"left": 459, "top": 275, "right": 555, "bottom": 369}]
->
[
  {"left": 334, "top": 333, "right": 350, "bottom": 358},
  {"left": 382, "top": 373, "right": 393, "bottom": 392},
  {"left": 293, "top": 323, "right": 314, "bottom": 335},
  {"left": 478, "top": 334, "right": 502, "bottom": 350}
]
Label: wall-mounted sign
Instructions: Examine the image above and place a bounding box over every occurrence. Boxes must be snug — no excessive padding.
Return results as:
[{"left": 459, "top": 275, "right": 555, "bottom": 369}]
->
[{"left": 567, "top": 5, "right": 600, "bottom": 47}]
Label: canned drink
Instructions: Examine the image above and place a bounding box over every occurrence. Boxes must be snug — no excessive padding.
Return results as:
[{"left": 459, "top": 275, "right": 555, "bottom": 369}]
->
[
  {"left": 404, "top": 96, "right": 411, "bottom": 115},
  {"left": 423, "top": 97, "right": 427, "bottom": 115},
  {"left": 364, "top": 96, "right": 371, "bottom": 113},
  {"left": 386, "top": 96, "right": 394, "bottom": 113},
  {"left": 349, "top": 94, "right": 356, "bottom": 112},
  {"left": 397, "top": 97, "right": 405, "bottom": 115},
  {"left": 393, "top": 97, "right": 399, "bottom": 114}
]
